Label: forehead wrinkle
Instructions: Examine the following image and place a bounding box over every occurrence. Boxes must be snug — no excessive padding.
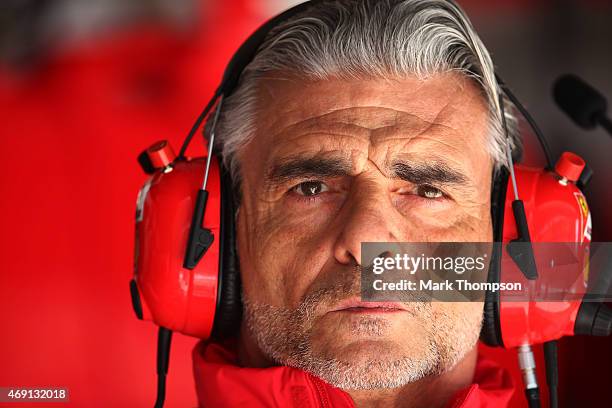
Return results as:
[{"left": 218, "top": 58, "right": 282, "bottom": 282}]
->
[
  {"left": 260, "top": 97, "right": 486, "bottom": 184},
  {"left": 314, "top": 105, "right": 424, "bottom": 129},
  {"left": 266, "top": 105, "right": 433, "bottom": 140},
  {"left": 367, "top": 122, "right": 458, "bottom": 148},
  {"left": 366, "top": 121, "right": 460, "bottom": 179},
  {"left": 267, "top": 131, "right": 370, "bottom": 169},
  {"left": 405, "top": 132, "right": 484, "bottom": 174},
  {"left": 368, "top": 106, "right": 484, "bottom": 167},
  {"left": 267, "top": 105, "right": 457, "bottom": 166},
  {"left": 367, "top": 103, "right": 461, "bottom": 147},
  {"left": 264, "top": 146, "right": 369, "bottom": 187},
  {"left": 271, "top": 126, "right": 370, "bottom": 146}
]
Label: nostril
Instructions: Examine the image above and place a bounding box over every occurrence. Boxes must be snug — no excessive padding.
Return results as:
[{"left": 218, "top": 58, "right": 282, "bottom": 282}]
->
[
  {"left": 379, "top": 250, "right": 393, "bottom": 259},
  {"left": 363, "top": 250, "right": 393, "bottom": 269}
]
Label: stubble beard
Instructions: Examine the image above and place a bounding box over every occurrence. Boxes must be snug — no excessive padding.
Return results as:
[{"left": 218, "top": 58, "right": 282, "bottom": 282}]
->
[{"left": 242, "top": 276, "right": 482, "bottom": 390}]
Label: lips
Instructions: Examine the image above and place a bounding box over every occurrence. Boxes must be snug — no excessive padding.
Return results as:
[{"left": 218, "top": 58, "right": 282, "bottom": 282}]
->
[{"left": 330, "top": 297, "right": 408, "bottom": 313}]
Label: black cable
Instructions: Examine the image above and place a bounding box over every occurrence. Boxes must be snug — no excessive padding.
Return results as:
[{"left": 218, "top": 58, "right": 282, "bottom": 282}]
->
[
  {"left": 154, "top": 327, "right": 173, "bottom": 408},
  {"left": 544, "top": 341, "right": 559, "bottom": 408},
  {"left": 496, "top": 74, "right": 555, "bottom": 170},
  {"left": 177, "top": 89, "right": 222, "bottom": 161},
  {"left": 154, "top": 374, "right": 167, "bottom": 408},
  {"left": 525, "top": 387, "right": 541, "bottom": 408}
]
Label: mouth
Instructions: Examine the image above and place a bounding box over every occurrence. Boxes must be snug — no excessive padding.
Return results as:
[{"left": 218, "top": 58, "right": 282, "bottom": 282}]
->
[{"left": 329, "top": 297, "right": 408, "bottom": 314}]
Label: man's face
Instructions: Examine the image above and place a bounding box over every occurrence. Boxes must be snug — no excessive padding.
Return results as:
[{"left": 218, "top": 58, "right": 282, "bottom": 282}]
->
[{"left": 235, "top": 72, "right": 493, "bottom": 389}]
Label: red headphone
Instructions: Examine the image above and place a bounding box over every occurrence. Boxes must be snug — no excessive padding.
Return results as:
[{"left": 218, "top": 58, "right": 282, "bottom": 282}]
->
[{"left": 129, "top": 2, "right": 611, "bottom": 407}]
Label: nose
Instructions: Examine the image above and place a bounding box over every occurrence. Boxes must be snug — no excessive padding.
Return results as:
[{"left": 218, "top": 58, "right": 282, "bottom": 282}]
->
[{"left": 333, "top": 190, "right": 402, "bottom": 265}]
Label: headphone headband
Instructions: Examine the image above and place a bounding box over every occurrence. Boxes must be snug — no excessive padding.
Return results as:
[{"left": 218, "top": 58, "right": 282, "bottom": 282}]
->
[
  {"left": 220, "top": 0, "right": 322, "bottom": 96},
  {"left": 181, "top": 0, "right": 554, "bottom": 171}
]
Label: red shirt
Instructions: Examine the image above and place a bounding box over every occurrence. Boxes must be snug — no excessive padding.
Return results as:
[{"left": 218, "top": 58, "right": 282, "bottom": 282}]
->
[{"left": 193, "top": 339, "right": 515, "bottom": 407}]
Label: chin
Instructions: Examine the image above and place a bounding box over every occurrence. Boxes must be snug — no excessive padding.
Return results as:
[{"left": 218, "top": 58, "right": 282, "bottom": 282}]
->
[
  {"left": 328, "top": 339, "right": 422, "bottom": 363},
  {"left": 300, "top": 315, "right": 435, "bottom": 388},
  {"left": 312, "top": 310, "right": 429, "bottom": 350},
  {"left": 298, "top": 337, "right": 438, "bottom": 390}
]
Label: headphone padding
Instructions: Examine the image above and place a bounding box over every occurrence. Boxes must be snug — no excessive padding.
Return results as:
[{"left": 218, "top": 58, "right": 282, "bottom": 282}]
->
[
  {"left": 211, "top": 159, "right": 242, "bottom": 339},
  {"left": 480, "top": 168, "right": 509, "bottom": 347}
]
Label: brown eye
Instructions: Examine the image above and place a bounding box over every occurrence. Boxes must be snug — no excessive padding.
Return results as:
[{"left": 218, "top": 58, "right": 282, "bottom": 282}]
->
[
  {"left": 417, "top": 185, "right": 444, "bottom": 199},
  {"left": 293, "top": 181, "right": 329, "bottom": 196}
]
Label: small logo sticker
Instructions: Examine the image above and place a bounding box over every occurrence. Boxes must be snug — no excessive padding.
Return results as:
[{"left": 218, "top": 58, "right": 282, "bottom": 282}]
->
[{"left": 575, "top": 192, "right": 589, "bottom": 218}]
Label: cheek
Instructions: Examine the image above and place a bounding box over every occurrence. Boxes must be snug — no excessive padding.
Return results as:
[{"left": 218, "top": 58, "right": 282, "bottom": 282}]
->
[
  {"left": 279, "top": 190, "right": 347, "bottom": 230},
  {"left": 432, "top": 302, "right": 483, "bottom": 325},
  {"left": 237, "top": 206, "right": 334, "bottom": 308},
  {"left": 400, "top": 212, "right": 492, "bottom": 242},
  {"left": 390, "top": 188, "right": 492, "bottom": 240},
  {"left": 442, "top": 212, "right": 493, "bottom": 241},
  {"left": 430, "top": 302, "right": 483, "bottom": 355}
]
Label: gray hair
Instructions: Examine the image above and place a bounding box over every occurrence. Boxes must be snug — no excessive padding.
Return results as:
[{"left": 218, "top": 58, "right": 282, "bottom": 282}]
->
[{"left": 212, "top": 0, "right": 519, "bottom": 186}]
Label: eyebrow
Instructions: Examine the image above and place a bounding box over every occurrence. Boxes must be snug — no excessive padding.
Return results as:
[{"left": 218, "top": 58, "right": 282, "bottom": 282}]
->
[
  {"left": 390, "top": 161, "right": 468, "bottom": 186},
  {"left": 265, "top": 156, "right": 352, "bottom": 186},
  {"left": 263, "top": 156, "right": 469, "bottom": 189}
]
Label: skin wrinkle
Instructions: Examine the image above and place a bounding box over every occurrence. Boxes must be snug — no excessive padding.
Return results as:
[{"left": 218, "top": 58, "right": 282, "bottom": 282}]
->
[
  {"left": 236, "top": 73, "right": 493, "bottom": 408},
  {"left": 261, "top": 78, "right": 457, "bottom": 136},
  {"left": 264, "top": 138, "right": 472, "bottom": 195},
  {"left": 261, "top": 103, "right": 474, "bottom": 194}
]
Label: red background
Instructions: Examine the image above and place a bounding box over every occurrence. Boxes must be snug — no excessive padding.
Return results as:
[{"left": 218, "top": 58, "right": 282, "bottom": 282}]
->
[{"left": 1, "top": 1, "right": 610, "bottom": 407}]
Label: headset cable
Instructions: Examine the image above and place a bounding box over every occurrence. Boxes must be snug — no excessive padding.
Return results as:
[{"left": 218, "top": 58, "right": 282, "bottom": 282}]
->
[{"left": 154, "top": 327, "right": 173, "bottom": 408}]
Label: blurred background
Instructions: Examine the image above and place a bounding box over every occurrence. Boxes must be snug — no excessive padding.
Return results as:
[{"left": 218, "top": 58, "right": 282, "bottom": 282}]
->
[{"left": 0, "top": 0, "right": 610, "bottom": 407}]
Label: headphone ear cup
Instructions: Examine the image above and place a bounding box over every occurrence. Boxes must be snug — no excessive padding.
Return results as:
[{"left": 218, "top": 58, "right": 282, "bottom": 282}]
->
[
  {"left": 211, "top": 161, "right": 242, "bottom": 339},
  {"left": 480, "top": 168, "right": 509, "bottom": 347}
]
